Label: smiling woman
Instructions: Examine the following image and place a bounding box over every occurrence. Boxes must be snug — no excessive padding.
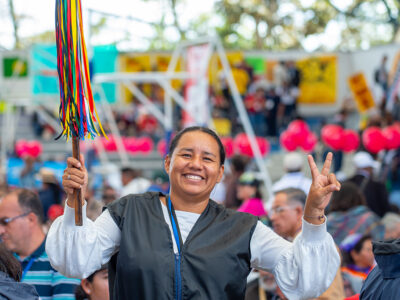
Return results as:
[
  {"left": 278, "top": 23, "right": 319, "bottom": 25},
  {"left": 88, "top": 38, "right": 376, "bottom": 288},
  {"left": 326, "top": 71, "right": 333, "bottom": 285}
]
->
[
  {"left": 46, "top": 126, "right": 341, "bottom": 300},
  {"left": 164, "top": 127, "right": 225, "bottom": 213}
]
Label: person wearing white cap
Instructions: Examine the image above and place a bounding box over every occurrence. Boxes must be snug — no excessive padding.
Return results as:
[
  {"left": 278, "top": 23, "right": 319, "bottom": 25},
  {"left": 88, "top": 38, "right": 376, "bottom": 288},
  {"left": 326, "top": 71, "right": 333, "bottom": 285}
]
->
[
  {"left": 348, "top": 151, "right": 391, "bottom": 218},
  {"left": 272, "top": 152, "right": 312, "bottom": 195}
]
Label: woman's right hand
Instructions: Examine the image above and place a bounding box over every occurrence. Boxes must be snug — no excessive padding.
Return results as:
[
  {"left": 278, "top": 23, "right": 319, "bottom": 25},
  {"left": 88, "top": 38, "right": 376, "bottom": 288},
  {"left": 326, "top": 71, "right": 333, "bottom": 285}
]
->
[{"left": 62, "top": 154, "right": 88, "bottom": 207}]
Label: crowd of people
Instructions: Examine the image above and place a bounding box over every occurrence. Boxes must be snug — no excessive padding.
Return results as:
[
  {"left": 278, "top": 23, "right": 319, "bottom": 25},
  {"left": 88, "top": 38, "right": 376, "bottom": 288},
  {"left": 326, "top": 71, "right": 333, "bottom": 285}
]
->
[
  {"left": 0, "top": 124, "right": 399, "bottom": 299},
  {"left": 29, "top": 58, "right": 303, "bottom": 143},
  {"left": 1, "top": 54, "right": 400, "bottom": 300}
]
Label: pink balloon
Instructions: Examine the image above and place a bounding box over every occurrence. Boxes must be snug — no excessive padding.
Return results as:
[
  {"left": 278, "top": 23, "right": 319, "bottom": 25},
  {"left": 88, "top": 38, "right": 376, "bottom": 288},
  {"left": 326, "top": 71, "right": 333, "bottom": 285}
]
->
[
  {"left": 102, "top": 136, "right": 117, "bottom": 152},
  {"left": 27, "top": 141, "right": 42, "bottom": 158},
  {"left": 124, "top": 137, "right": 138, "bottom": 153},
  {"left": 256, "top": 137, "right": 270, "bottom": 157},
  {"left": 321, "top": 124, "right": 344, "bottom": 150},
  {"left": 300, "top": 132, "right": 318, "bottom": 152},
  {"left": 15, "top": 140, "right": 28, "bottom": 157},
  {"left": 342, "top": 129, "right": 360, "bottom": 153},
  {"left": 382, "top": 126, "right": 400, "bottom": 150},
  {"left": 234, "top": 133, "right": 252, "bottom": 156},
  {"left": 137, "top": 136, "right": 154, "bottom": 154},
  {"left": 234, "top": 134, "right": 269, "bottom": 157},
  {"left": 288, "top": 120, "right": 310, "bottom": 146},
  {"left": 220, "top": 137, "right": 234, "bottom": 158},
  {"left": 280, "top": 130, "right": 297, "bottom": 152},
  {"left": 393, "top": 122, "right": 400, "bottom": 131},
  {"left": 362, "top": 127, "right": 386, "bottom": 154}
]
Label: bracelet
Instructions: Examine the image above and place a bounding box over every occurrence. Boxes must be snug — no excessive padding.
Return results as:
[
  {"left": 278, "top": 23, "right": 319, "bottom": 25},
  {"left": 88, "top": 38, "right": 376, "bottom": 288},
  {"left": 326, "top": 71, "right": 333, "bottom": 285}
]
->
[{"left": 303, "top": 215, "right": 325, "bottom": 222}]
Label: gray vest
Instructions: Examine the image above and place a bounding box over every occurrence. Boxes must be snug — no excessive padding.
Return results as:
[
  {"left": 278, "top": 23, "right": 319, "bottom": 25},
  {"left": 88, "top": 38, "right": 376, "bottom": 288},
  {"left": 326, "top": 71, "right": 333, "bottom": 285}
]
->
[{"left": 107, "top": 192, "right": 258, "bottom": 300}]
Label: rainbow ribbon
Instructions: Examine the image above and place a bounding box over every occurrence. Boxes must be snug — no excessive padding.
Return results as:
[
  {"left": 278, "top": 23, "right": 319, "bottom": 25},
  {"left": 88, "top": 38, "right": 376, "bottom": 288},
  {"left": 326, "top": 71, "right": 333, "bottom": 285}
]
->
[{"left": 55, "top": 0, "right": 106, "bottom": 140}]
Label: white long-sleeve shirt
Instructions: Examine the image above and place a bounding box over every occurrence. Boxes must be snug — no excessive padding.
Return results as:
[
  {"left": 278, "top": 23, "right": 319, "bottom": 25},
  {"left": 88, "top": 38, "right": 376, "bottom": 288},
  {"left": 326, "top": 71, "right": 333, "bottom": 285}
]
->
[{"left": 46, "top": 201, "right": 340, "bottom": 300}]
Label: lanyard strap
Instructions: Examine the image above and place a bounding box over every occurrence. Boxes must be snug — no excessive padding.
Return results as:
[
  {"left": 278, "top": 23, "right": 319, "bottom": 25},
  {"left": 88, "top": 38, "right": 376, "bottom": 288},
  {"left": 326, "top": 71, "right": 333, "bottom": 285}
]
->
[
  {"left": 21, "top": 257, "right": 35, "bottom": 280},
  {"left": 167, "top": 195, "right": 183, "bottom": 253}
]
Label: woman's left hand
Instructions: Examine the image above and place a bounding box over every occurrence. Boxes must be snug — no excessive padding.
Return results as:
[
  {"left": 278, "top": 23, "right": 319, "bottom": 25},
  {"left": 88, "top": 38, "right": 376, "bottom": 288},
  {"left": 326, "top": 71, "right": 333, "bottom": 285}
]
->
[{"left": 304, "top": 152, "right": 341, "bottom": 223}]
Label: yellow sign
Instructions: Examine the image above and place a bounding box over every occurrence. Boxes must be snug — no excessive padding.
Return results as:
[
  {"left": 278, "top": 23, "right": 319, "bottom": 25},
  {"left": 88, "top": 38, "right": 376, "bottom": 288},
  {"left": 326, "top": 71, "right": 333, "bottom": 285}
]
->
[
  {"left": 348, "top": 73, "right": 375, "bottom": 112},
  {"left": 119, "top": 54, "right": 183, "bottom": 103},
  {"left": 212, "top": 118, "right": 231, "bottom": 137},
  {"left": 297, "top": 55, "right": 337, "bottom": 104}
]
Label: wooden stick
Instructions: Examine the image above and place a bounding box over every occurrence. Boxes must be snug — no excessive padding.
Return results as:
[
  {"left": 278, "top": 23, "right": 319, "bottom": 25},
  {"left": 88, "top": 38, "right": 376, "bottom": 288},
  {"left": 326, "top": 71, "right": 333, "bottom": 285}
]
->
[{"left": 72, "top": 136, "right": 83, "bottom": 226}]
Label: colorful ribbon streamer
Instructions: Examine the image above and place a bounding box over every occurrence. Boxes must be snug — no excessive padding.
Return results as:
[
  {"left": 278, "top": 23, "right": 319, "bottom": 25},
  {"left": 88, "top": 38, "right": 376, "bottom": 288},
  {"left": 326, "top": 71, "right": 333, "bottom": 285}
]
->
[{"left": 55, "top": 0, "right": 106, "bottom": 140}]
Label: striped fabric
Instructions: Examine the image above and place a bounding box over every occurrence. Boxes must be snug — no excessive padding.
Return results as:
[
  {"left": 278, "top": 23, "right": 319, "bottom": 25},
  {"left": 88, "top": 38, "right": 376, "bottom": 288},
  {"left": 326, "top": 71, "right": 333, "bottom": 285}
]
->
[
  {"left": 16, "top": 239, "right": 80, "bottom": 300},
  {"left": 327, "top": 205, "right": 385, "bottom": 245}
]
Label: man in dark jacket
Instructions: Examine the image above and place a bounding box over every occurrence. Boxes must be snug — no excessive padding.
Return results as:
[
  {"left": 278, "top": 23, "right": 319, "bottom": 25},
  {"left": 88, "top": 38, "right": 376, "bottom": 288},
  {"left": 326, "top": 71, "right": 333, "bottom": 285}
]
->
[
  {"left": 0, "top": 271, "right": 39, "bottom": 300},
  {"left": 360, "top": 239, "right": 400, "bottom": 299},
  {"left": 0, "top": 243, "right": 38, "bottom": 300}
]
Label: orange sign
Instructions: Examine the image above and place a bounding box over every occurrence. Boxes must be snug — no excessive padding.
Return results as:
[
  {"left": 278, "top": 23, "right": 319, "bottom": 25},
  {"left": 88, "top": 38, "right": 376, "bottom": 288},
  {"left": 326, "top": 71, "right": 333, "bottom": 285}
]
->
[{"left": 348, "top": 73, "right": 375, "bottom": 112}]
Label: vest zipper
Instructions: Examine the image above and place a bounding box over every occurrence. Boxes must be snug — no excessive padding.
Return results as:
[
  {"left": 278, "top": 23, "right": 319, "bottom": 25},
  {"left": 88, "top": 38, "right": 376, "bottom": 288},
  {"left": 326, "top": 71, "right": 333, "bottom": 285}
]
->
[{"left": 175, "top": 253, "right": 182, "bottom": 300}]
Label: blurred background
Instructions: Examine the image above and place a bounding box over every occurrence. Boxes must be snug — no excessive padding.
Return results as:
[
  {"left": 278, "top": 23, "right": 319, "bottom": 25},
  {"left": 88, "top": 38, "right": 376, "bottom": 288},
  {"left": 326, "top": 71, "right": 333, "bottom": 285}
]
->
[{"left": 1, "top": 0, "right": 400, "bottom": 215}]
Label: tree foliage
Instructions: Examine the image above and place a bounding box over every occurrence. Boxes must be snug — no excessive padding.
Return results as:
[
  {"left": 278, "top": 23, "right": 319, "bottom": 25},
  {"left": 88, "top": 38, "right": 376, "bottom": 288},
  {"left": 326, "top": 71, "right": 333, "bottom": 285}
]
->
[
  {"left": 214, "top": 0, "right": 399, "bottom": 50},
  {"left": 2, "top": 0, "right": 400, "bottom": 51}
]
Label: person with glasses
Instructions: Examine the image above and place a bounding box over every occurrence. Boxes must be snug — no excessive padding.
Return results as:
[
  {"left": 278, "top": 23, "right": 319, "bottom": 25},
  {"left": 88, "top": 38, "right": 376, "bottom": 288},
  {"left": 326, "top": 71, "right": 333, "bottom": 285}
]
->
[
  {"left": 270, "top": 188, "right": 307, "bottom": 241},
  {"left": 0, "top": 189, "right": 79, "bottom": 299},
  {"left": 269, "top": 188, "right": 345, "bottom": 300},
  {"left": 46, "top": 126, "right": 341, "bottom": 300}
]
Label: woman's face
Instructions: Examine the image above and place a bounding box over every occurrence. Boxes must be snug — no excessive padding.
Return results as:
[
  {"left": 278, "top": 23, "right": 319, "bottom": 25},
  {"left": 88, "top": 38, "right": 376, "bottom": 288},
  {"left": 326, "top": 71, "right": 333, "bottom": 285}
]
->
[
  {"left": 351, "top": 239, "right": 374, "bottom": 268},
  {"left": 165, "top": 131, "right": 224, "bottom": 202},
  {"left": 82, "top": 269, "right": 109, "bottom": 300},
  {"left": 236, "top": 184, "right": 256, "bottom": 201}
]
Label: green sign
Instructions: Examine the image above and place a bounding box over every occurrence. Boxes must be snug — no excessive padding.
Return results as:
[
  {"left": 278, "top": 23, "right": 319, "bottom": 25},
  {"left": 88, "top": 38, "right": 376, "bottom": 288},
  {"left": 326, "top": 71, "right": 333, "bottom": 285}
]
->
[
  {"left": 3, "top": 57, "right": 28, "bottom": 78},
  {"left": 244, "top": 57, "right": 265, "bottom": 75}
]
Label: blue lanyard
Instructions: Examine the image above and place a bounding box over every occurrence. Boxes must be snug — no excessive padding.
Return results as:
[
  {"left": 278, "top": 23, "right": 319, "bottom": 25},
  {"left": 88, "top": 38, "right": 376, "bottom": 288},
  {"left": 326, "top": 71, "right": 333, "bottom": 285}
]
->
[
  {"left": 21, "top": 257, "right": 35, "bottom": 280},
  {"left": 167, "top": 195, "right": 183, "bottom": 254}
]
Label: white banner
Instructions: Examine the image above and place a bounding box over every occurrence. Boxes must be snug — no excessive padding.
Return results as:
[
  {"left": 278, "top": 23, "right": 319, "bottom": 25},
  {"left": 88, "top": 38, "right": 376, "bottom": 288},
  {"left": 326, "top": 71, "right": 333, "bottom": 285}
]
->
[{"left": 183, "top": 44, "right": 212, "bottom": 127}]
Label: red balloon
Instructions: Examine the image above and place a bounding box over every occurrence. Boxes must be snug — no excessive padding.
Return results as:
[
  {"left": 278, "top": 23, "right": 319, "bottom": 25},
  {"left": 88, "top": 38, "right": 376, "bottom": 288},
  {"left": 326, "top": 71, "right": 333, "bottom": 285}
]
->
[
  {"left": 157, "top": 139, "right": 167, "bottom": 156},
  {"left": 220, "top": 137, "right": 234, "bottom": 158},
  {"left": 102, "top": 136, "right": 117, "bottom": 152},
  {"left": 341, "top": 129, "right": 360, "bottom": 153},
  {"left": 288, "top": 120, "right": 310, "bottom": 146},
  {"left": 123, "top": 137, "right": 138, "bottom": 153},
  {"left": 280, "top": 130, "right": 297, "bottom": 152},
  {"left": 393, "top": 122, "right": 400, "bottom": 131},
  {"left": 47, "top": 204, "right": 64, "bottom": 221},
  {"left": 256, "top": 137, "right": 270, "bottom": 157},
  {"left": 234, "top": 133, "right": 252, "bottom": 156},
  {"left": 234, "top": 133, "right": 269, "bottom": 157},
  {"left": 300, "top": 132, "right": 318, "bottom": 152},
  {"left": 362, "top": 127, "right": 386, "bottom": 154},
  {"left": 382, "top": 126, "right": 400, "bottom": 150},
  {"left": 15, "top": 140, "right": 28, "bottom": 157},
  {"left": 137, "top": 136, "right": 154, "bottom": 154},
  {"left": 27, "top": 141, "right": 42, "bottom": 158},
  {"left": 321, "top": 124, "right": 344, "bottom": 150}
]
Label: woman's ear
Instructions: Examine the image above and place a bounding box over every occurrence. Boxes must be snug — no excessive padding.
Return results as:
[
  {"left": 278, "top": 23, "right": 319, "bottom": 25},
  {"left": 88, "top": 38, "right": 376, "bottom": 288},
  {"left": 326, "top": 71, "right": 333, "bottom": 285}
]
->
[
  {"left": 164, "top": 155, "right": 171, "bottom": 175},
  {"left": 81, "top": 278, "right": 92, "bottom": 295},
  {"left": 350, "top": 249, "right": 360, "bottom": 264},
  {"left": 216, "top": 165, "right": 224, "bottom": 183},
  {"left": 295, "top": 206, "right": 303, "bottom": 216}
]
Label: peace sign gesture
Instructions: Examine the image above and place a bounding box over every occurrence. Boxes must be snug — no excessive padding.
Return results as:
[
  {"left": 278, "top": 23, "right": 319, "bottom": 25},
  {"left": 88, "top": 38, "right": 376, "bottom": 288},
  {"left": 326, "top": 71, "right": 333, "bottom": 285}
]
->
[{"left": 304, "top": 152, "right": 341, "bottom": 224}]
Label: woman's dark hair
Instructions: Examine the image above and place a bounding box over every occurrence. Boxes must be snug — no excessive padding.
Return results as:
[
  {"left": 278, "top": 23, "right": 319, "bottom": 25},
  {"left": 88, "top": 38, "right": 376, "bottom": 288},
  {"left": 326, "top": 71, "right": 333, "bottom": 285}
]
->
[
  {"left": 75, "top": 266, "right": 107, "bottom": 300},
  {"left": 328, "top": 181, "right": 366, "bottom": 213},
  {"left": 168, "top": 126, "right": 225, "bottom": 166},
  {"left": 254, "top": 184, "right": 262, "bottom": 199},
  {"left": 342, "top": 235, "right": 372, "bottom": 266},
  {"left": 75, "top": 285, "right": 88, "bottom": 300},
  {"left": 0, "top": 243, "right": 22, "bottom": 281}
]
